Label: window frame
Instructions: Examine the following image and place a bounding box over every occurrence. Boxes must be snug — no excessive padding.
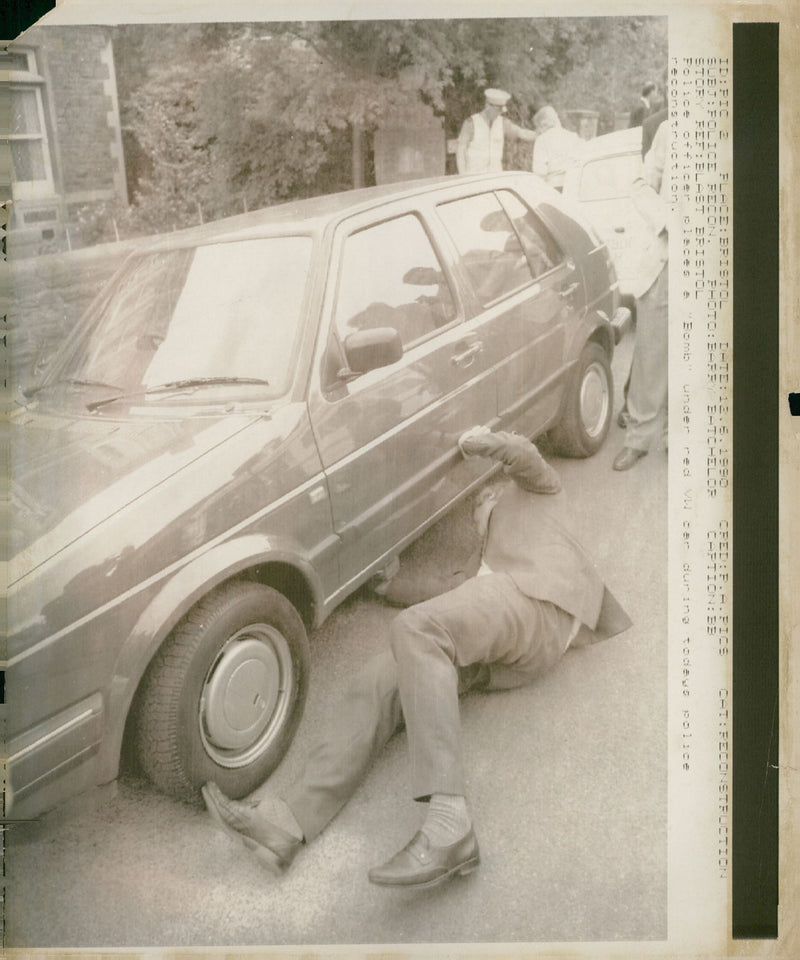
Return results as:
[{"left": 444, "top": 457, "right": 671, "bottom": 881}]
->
[
  {"left": 495, "top": 188, "right": 566, "bottom": 281},
  {"left": 435, "top": 189, "right": 565, "bottom": 310},
  {"left": 1, "top": 45, "right": 56, "bottom": 200},
  {"left": 331, "top": 210, "right": 462, "bottom": 358},
  {"left": 576, "top": 151, "right": 643, "bottom": 203}
]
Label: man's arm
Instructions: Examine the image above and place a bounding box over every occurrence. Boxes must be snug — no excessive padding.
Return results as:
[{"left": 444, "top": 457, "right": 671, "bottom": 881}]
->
[
  {"left": 631, "top": 121, "right": 670, "bottom": 236},
  {"left": 455, "top": 117, "right": 473, "bottom": 174},
  {"left": 503, "top": 118, "right": 537, "bottom": 143},
  {"left": 459, "top": 429, "right": 561, "bottom": 494},
  {"left": 643, "top": 119, "right": 668, "bottom": 192}
]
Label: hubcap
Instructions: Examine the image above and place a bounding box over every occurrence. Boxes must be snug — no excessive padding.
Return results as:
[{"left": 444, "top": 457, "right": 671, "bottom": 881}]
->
[
  {"left": 580, "top": 362, "right": 610, "bottom": 439},
  {"left": 199, "top": 624, "right": 293, "bottom": 768}
]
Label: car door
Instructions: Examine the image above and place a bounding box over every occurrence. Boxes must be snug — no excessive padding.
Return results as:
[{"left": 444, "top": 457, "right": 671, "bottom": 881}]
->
[
  {"left": 307, "top": 206, "right": 496, "bottom": 592},
  {"left": 434, "top": 188, "right": 578, "bottom": 439},
  {"left": 569, "top": 150, "right": 648, "bottom": 295}
]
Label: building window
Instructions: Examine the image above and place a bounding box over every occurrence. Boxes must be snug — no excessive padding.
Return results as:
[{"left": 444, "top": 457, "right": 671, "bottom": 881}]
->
[{"left": 0, "top": 45, "right": 55, "bottom": 200}]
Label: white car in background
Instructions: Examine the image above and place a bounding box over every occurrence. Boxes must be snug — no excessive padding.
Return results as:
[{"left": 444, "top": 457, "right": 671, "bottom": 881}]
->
[{"left": 562, "top": 127, "right": 648, "bottom": 315}]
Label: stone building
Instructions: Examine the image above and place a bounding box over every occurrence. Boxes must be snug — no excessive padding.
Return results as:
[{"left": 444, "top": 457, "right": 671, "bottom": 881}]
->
[{"left": 2, "top": 26, "right": 128, "bottom": 258}]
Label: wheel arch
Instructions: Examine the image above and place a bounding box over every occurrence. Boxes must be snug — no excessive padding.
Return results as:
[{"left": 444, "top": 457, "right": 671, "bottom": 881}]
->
[
  {"left": 99, "top": 535, "right": 323, "bottom": 784},
  {"left": 556, "top": 314, "right": 614, "bottom": 421},
  {"left": 549, "top": 334, "right": 614, "bottom": 458},
  {"left": 585, "top": 314, "right": 615, "bottom": 358}
]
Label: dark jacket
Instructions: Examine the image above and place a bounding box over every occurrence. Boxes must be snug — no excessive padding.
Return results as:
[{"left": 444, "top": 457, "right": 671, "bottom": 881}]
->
[
  {"left": 629, "top": 97, "right": 651, "bottom": 129},
  {"left": 380, "top": 432, "right": 631, "bottom": 642}
]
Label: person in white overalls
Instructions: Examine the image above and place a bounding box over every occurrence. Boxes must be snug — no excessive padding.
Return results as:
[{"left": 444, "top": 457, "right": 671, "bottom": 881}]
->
[{"left": 455, "top": 88, "right": 537, "bottom": 174}]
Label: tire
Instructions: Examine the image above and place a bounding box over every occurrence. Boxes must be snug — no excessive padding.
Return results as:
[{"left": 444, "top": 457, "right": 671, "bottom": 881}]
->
[
  {"left": 133, "top": 581, "right": 309, "bottom": 802},
  {"left": 549, "top": 342, "right": 613, "bottom": 458}
]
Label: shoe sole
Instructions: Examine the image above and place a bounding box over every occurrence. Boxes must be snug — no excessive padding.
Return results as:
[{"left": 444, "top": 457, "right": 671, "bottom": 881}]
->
[
  {"left": 613, "top": 451, "right": 647, "bottom": 471},
  {"left": 369, "top": 854, "right": 480, "bottom": 889},
  {"left": 201, "top": 784, "right": 287, "bottom": 877}
]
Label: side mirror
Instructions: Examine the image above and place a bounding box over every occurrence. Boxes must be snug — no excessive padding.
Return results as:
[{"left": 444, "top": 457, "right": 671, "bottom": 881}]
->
[{"left": 340, "top": 327, "right": 403, "bottom": 379}]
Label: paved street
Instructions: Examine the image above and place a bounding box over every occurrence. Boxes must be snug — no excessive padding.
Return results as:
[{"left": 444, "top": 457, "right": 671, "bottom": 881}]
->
[{"left": 5, "top": 336, "right": 668, "bottom": 949}]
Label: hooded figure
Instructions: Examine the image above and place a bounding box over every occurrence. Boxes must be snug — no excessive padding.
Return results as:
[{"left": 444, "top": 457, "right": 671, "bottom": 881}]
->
[{"left": 531, "top": 105, "right": 584, "bottom": 189}]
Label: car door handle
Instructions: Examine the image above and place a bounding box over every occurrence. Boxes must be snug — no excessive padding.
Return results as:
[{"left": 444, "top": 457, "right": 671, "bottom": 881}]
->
[
  {"left": 559, "top": 282, "right": 580, "bottom": 299},
  {"left": 451, "top": 341, "right": 484, "bottom": 368},
  {"left": 614, "top": 225, "right": 626, "bottom": 233}
]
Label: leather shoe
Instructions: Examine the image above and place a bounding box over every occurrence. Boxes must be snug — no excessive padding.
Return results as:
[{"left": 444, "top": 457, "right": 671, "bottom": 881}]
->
[
  {"left": 202, "top": 781, "right": 302, "bottom": 876},
  {"left": 613, "top": 446, "right": 647, "bottom": 471},
  {"left": 368, "top": 828, "right": 480, "bottom": 888}
]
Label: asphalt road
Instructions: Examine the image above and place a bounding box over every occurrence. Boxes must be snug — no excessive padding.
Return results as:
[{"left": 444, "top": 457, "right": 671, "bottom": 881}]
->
[{"left": 5, "top": 336, "right": 668, "bottom": 950}]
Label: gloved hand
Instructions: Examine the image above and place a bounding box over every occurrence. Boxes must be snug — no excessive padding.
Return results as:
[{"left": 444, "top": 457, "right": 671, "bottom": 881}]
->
[{"left": 458, "top": 424, "right": 492, "bottom": 458}]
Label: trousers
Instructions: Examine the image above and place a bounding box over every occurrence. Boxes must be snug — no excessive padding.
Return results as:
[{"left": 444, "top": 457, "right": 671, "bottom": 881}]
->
[
  {"left": 625, "top": 263, "right": 669, "bottom": 451},
  {"left": 286, "top": 573, "right": 576, "bottom": 841}
]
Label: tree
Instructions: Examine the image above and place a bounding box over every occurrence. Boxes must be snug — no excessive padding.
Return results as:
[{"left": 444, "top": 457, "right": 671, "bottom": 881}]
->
[
  {"left": 111, "top": 17, "right": 667, "bottom": 237},
  {"left": 553, "top": 18, "right": 669, "bottom": 134}
]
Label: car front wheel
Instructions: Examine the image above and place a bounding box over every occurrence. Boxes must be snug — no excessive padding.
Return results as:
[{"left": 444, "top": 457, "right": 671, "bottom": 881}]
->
[
  {"left": 133, "top": 581, "right": 309, "bottom": 802},
  {"left": 549, "top": 342, "right": 613, "bottom": 457}
]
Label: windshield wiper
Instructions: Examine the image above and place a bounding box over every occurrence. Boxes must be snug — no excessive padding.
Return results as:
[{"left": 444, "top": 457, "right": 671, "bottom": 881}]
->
[
  {"left": 22, "top": 377, "right": 123, "bottom": 399},
  {"left": 148, "top": 377, "right": 271, "bottom": 392},
  {"left": 86, "top": 377, "right": 271, "bottom": 411}
]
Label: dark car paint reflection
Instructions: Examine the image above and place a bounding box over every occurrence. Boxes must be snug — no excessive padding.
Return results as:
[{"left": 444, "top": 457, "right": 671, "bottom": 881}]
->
[{"left": 6, "top": 172, "right": 626, "bottom": 819}]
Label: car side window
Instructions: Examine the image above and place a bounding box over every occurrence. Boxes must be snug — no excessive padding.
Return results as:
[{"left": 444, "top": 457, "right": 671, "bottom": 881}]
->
[
  {"left": 334, "top": 214, "right": 456, "bottom": 351},
  {"left": 436, "top": 192, "right": 536, "bottom": 307},
  {"left": 496, "top": 190, "right": 563, "bottom": 280}
]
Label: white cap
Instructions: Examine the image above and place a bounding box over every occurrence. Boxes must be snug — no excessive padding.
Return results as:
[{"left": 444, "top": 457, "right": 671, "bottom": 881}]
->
[{"left": 484, "top": 88, "right": 511, "bottom": 107}]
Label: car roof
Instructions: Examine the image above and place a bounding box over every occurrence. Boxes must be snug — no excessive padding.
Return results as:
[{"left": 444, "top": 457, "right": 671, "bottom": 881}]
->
[
  {"left": 144, "top": 172, "right": 546, "bottom": 251},
  {"left": 580, "top": 126, "right": 642, "bottom": 159}
]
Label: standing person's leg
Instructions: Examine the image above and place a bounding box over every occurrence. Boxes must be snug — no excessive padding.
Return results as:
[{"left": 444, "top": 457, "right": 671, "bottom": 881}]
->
[
  {"left": 618, "top": 364, "right": 632, "bottom": 427},
  {"left": 613, "top": 264, "right": 668, "bottom": 470}
]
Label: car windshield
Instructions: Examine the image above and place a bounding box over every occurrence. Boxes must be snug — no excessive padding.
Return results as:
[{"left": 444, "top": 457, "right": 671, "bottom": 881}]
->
[{"left": 56, "top": 236, "right": 313, "bottom": 401}]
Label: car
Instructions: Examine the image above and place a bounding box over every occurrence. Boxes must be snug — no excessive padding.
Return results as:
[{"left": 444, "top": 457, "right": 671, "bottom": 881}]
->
[
  {"left": 6, "top": 171, "right": 630, "bottom": 819},
  {"left": 561, "top": 126, "right": 649, "bottom": 313}
]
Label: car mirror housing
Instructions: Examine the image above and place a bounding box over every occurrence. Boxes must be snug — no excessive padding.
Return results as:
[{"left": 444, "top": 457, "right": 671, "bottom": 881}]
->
[{"left": 339, "top": 327, "right": 403, "bottom": 379}]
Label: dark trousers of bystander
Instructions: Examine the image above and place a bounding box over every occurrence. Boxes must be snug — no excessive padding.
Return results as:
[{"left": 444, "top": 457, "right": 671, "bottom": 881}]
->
[{"left": 623, "top": 264, "right": 669, "bottom": 452}]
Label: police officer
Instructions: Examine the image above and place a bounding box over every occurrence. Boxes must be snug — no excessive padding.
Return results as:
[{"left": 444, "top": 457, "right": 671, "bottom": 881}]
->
[{"left": 455, "top": 88, "right": 537, "bottom": 174}]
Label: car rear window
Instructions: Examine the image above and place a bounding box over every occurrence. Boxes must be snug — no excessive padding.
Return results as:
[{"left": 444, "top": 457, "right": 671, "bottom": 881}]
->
[
  {"left": 496, "top": 190, "right": 563, "bottom": 278},
  {"left": 437, "top": 192, "right": 540, "bottom": 307}
]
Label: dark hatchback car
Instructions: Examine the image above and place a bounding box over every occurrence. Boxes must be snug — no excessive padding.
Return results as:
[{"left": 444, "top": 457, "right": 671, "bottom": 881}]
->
[{"left": 7, "top": 172, "right": 630, "bottom": 818}]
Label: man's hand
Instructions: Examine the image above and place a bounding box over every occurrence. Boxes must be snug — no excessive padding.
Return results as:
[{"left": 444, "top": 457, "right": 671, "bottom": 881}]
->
[
  {"left": 458, "top": 425, "right": 492, "bottom": 458},
  {"left": 457, "top": 429, "right": 559, "bottom": 493}
]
